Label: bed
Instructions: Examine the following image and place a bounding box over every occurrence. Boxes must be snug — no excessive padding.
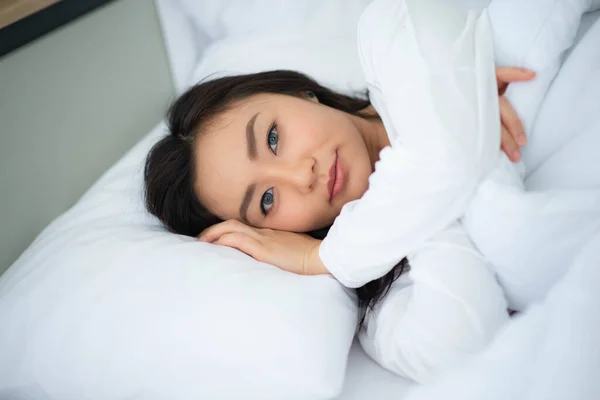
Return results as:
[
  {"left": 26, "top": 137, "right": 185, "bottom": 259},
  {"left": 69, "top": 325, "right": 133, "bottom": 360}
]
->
[
  {"left": 153, "top": 1, "right": 600, "bottom": 399},
  {"left": 0, "top": 0, "right": 598, "bottom": 399}
]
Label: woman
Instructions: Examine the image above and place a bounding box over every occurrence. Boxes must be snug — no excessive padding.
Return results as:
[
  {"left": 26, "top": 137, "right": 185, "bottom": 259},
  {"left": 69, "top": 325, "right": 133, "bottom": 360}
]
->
[{"left": 145, "top": 0, "right": 599, "bottom": 382}]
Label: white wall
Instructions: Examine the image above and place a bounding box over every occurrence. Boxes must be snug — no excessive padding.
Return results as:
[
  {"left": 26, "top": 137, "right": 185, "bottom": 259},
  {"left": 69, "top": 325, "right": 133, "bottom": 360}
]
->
[{"left": 0, "top": 0, "right": 175, "bottom": 274}]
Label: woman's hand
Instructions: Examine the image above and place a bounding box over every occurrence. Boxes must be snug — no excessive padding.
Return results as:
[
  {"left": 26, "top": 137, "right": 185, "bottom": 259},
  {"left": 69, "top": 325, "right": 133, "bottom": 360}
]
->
[
  {"left": 198, "top": 219, "right": 329, "bottom": 276},
  {"left": 495, "top": 67, "right": 536, "bottom": 162}
]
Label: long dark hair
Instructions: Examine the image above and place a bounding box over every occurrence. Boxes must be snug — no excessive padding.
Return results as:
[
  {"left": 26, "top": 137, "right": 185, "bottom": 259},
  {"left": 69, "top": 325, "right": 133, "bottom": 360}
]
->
[{"left": 144, "top": 70, "right": 408, "bottom": 327}]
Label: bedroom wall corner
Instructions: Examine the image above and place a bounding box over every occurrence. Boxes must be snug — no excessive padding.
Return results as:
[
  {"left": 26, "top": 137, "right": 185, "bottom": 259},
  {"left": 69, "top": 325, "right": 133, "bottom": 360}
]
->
[{"left": 0, "top": 0, "right": 175, "bottom": 275}]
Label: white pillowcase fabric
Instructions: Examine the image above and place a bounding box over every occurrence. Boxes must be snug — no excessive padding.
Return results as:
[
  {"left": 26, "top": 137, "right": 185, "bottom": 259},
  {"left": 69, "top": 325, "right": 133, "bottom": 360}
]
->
[
  {"left": 177, "top": 0, "right": 372, "bottom": 95},
  {"left": 177, "top": 0, "right": 371, "bottom": 43},
  {"left": 188, "top": 33, "right": 368, "bottom": 97},
  {"left": 154, "top": 0, "right": 208, "bottom": 94}
]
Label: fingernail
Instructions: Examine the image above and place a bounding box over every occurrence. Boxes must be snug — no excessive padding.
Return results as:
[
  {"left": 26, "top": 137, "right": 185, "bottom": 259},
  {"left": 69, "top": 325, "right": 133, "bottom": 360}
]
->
[
  {"left": 517, "top": 134, "right": 527, "bottom": 146},
  {"left": 512, "top": 151, "right": 521, "bottom": 162}
]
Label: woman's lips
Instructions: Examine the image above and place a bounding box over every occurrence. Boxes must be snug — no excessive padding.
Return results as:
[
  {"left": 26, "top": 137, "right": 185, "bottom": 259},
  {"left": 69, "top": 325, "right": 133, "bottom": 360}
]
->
[{"left": 328, "top": 150, "right": 345, "bottom": 203}]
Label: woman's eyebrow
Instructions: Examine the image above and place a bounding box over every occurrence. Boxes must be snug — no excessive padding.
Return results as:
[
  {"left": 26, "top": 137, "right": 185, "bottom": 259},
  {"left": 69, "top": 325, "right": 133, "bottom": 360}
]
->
[
  {"left": 246, "top": 112, "right": 260, "bottom": 160},
  {"left": 240, "top": 112, "right": 260, "bottom": 223},
  {"left": 239, "top": 183, "right": 256, "bottom": 224}
]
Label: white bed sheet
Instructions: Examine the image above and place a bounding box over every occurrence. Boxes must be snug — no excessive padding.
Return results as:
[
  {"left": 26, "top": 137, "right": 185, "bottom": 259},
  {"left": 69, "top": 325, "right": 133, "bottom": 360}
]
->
[{"left": 337, "top": 341, "right": 415, "bottom": 399}]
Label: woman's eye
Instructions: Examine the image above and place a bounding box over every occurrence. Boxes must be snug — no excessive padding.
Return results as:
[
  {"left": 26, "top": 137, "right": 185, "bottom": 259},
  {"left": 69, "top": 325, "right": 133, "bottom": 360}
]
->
[
  {"left": 267, "top": 124, "right": 279, "bottom": 154},
  {"left": 260, "top": 188, "right": 275, "bottom": 216}
]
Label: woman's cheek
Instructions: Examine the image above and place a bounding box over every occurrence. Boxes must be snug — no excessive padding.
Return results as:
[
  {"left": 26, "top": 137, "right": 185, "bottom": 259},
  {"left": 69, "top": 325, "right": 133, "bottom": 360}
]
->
[{"left": 279, "top": 198, "right": 329, "bottom": 232}]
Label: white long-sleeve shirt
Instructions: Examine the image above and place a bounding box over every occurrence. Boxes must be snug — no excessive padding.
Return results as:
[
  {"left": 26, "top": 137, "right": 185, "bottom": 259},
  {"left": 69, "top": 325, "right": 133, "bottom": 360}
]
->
[
  {"left": 322, "top": 0, "right": 509, "bottom": 382},
  {"left": 359, "top": 222, "right": 509, "bottom": 382},
  {"left": 320, "top": 0, "right": 600, "bottom": 382},
  {"left": 320, "top": 0, "right": 502, "bottom": 288}
]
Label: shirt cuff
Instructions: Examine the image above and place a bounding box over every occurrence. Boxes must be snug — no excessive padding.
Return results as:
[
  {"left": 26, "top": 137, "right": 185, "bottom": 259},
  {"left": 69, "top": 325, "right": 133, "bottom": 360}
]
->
[{"left": 319, "top": 237, "right": 365, "bottom": 289}]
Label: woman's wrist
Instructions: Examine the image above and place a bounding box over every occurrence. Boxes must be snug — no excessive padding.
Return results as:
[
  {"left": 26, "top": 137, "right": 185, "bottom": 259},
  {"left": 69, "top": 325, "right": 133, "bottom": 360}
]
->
[{"left": 304, "top": 240, "right": 330, "bottom": 276}]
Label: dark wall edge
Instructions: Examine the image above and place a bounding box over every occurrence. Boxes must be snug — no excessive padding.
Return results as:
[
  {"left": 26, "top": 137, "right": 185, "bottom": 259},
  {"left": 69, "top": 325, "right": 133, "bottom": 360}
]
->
[{"left": 0, "top": 0, "right": 116, "bottom": 58}]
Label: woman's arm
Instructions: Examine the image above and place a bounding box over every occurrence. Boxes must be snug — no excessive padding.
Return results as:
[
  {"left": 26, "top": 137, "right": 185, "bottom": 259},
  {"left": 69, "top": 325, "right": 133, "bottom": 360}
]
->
[
  {"left": 359, "top": 222, "right": 509, "bottom": 382},
  {"left": 320, "top": 0, "right": 501, "bottom": 288}
]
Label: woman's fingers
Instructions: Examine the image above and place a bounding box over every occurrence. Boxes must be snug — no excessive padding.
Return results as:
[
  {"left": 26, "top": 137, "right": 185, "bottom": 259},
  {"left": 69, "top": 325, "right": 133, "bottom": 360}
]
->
[
  {"left": 214, "top": 232, "right": 263, "bottom": 258},
  {"left": 499, "top": 95, "right": 527, "bottom": 146},
  {"left": 495, "top": 67, "right": 536, "bottom": 95},
  {"left": 198, "top": 219, "right": 261, "bottom": 243},
  {"left": 495, "top": 67, "right": 536, "bottom": 83},
  {"left": 501, "top": 125, "right": 521, "bottom": 162},
  {"left": 495, "top": 70, "right": 530, "bottom": 164},
  {"left": 202, "top": 224, "right": 323, "bottom": 275},
  {"left": 499, "top": 90, "right": 526, "bottom": 162}
]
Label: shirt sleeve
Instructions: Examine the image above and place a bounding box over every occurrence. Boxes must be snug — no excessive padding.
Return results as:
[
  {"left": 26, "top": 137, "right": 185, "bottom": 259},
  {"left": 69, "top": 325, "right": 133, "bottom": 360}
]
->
[
  {"left": 358, "top": 222, "right": 509, "bottom": 383},
  {"left": 320, "top": 0, "right": 502, "bottom": 288}
]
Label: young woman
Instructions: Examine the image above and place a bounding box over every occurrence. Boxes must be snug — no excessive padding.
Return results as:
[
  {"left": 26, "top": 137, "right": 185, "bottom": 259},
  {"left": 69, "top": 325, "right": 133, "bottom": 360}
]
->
[{"left": 145, "top": 0, "right": 600, "bottom": 382}]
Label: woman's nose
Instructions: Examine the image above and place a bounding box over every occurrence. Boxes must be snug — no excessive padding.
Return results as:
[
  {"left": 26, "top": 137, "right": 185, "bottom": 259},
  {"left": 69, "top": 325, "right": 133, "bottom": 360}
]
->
[{"left": 267, "top": 158, "right": 316, "bottom": 193}]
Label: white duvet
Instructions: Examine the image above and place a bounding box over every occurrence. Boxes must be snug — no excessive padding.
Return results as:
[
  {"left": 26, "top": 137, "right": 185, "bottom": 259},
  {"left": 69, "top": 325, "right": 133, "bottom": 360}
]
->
[
  {"left": 356, "top": 0, "right": 600, "bottom": 396},
  {"left": 406, "top": 231, "right": 600, "bottom": 400},
  {"left": 416, "top": 1, "right": 600, "bottom": 396},
  {"left": 463, "top": 0, "right": 600, "bottom": 310}
]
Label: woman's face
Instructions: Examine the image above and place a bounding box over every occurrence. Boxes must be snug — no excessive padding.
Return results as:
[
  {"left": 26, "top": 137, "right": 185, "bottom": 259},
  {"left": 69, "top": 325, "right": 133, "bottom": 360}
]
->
[{"left": 193, "top": 93, "right": 377, "bottom": 232}]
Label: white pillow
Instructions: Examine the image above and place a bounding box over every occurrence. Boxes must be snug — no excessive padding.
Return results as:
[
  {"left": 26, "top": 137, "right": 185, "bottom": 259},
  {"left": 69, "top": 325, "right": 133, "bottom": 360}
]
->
[
  {"left": 0, "top": 127, "right": 357, "bottom": 400},
  {"left": 178, "top": 0, "right": 371, "bottom": 42},
  {"left": 189, "top": 33, "right": 368, "bottom": 95},
  {"left": 155, "top": 0, "right": 209, "bottom": 93},
  {"left": 184, "top": 0, "right": 372, "bottom": 94}
]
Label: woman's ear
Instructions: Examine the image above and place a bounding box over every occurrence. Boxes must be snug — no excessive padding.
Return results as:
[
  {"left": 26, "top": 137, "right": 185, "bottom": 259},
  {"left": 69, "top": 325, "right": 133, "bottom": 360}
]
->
[{"left": 301, "top": 90, "right": 319, "bottom": 103}]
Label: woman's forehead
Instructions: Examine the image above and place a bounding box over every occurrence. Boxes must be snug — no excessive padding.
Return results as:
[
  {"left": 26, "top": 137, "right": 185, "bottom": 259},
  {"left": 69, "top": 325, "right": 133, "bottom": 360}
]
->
[
  {"left": 192, "top": 107, "right": 252, "bottom": 218},
  {"left": 202, "top": 94, "right": 275, "bottom": 131},
  {"left": 228, "top": 93, "right": 280, "bottom": 112}
]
